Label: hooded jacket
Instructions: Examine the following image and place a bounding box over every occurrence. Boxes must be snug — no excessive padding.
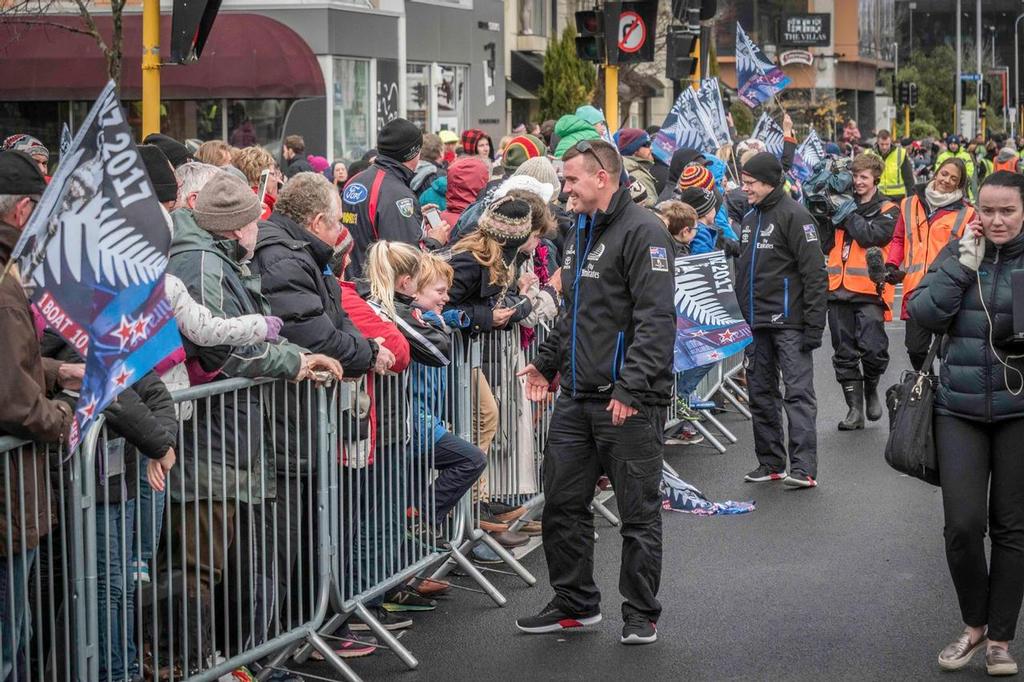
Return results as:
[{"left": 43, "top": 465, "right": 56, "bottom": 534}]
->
[
  {"left": 735, "top": 185, "right": 828, "bottom": 341},
  {"left": 418, "top": 176, "right": 448, "bottom": 212},
  {"left": 410, "top": 159, "right": 443, "bottom": 194},
  {"left": 908, "top": 232, "right": 1024, "bottom": 422},
  {"left": 167, "top": 209, "right": 304, "bottom": 501},
  {"left": 342, "top": 155, "right": 428, "bottom": 278},
  {"left": 994, "top": 148, "right": 1020, "bottom": 173},
  {"left": 622, "top": 156, "right": 658, "bottom": 207},
  {"left": 0, "top": 221, "right": 72, "bottom": 555},
  {"left": 253, "top": 211, "right": 374, "bottom": 372},
  {"left": 441, "top": 157, "right": 490, "bottom": 226},
  {"left": 532, "top": 187, "right": 676, "bottom": 407},
  {"left": 553, "top": 115, "right": 602, "bottom": 159}
]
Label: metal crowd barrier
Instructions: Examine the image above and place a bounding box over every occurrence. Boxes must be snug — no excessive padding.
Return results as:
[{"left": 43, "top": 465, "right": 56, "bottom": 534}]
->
[
  {"left": 4, "top": 312, "right": 749, "bottom": 682},
  {"left": 0, "top": 434, "right": 86, "bottom": 682}
]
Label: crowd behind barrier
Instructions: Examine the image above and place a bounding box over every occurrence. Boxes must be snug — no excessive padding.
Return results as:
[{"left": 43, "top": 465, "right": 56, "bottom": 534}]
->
[{"left": 0, "top": 320, "right": 748, "bottom": 682}]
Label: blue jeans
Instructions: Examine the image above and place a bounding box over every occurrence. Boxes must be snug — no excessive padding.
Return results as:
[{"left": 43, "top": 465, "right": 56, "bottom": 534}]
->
[
  {"left": 675, "top": 364, "right": 714, "bottom": 398},
  {"left": 0, "top": 548, "right": 37, "bottom": 682},
  {"left": 96, "top": 499, "right": 136, "bottom": 682}
]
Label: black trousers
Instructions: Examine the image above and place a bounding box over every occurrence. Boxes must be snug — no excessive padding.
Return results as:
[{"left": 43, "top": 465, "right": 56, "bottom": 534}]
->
[
  {"left": 747, "top": 328, "right": 819, "bottom": 478},
  {"left": 827, "top": 301, "right": 889, "bottom": 383},
  {"left": 541, "top": 396, "right": 664, "bottom": 622},
  {"left": 936, "top": 414, "right": 1024, "bottom": 641},
  {"left": 904, "top": 316, "right": 933, "bottom": 372}
]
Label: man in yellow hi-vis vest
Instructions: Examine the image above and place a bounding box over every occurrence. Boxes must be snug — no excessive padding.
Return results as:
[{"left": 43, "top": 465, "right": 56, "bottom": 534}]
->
[{"left": 867, "top": 130, "right": 915, "bottom": 200}]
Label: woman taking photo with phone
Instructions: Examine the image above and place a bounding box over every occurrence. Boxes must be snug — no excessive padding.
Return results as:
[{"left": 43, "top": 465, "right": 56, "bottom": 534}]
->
[{"left": 908, "top": 171, "right": 1024, "bottom": 676}]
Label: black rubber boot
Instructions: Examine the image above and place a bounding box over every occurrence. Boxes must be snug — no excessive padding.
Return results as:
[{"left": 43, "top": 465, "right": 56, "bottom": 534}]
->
[
  {"left": 838, "top": 381, "right": 865, "bottom": 431},
  {"left": 864, "top": 378, "right": 883, "bottom": 422}
]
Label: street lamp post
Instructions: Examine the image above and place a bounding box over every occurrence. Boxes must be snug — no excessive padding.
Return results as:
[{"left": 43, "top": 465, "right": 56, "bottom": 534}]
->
[{"left": 892, "top": 41, "right": 899, "bottom": 136}]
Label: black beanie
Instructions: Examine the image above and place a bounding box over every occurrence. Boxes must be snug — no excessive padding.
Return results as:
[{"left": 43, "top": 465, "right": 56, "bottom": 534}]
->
[
  {"left": 377, "top": 119, "right": 423, "bottom": 162},
  {"left": 0, "top": 150, "right": 46, "bottom": 195},
  {"left": 143, "top": 132, "right": 193, "bottom": 168},
  {"left": 742, "top": 152, "right": 784, "bottom": 187},
  {"left": 137, "top": 144, "right": 178, "bottom": 203}
]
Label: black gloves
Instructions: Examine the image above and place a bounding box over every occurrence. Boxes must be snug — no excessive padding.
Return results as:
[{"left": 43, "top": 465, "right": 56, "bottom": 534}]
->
[{"left": 883, "top": 263, "right": 906, "bottom": 285}]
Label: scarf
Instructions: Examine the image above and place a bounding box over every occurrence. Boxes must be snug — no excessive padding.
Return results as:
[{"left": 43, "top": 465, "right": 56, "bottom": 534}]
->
[
  {"left": 519, "top": 242, "right": 552, "bottom": 350},
  {"left": 924, "top": 182, "right": 963, "bottom": 212}
]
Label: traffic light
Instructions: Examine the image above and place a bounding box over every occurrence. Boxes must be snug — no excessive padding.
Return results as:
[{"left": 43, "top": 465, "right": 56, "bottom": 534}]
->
[
  {"left": 574, "top": 10, "right": 605, "bottom": 63},
  {"left": 979, "top": 80, "right": 991, "bottom": 106},
  {"left": 907, "top": 82, "right": 918, "bottom": 108},
  {"left": 665, "top": 30, "right": 699, "bottom": 81},
  {"left": 897, "top": 81, "right": 910, "bottom": 107}
]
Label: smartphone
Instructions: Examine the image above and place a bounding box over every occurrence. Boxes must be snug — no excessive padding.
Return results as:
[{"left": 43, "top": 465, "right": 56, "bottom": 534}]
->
[
  {"left": 256, "top": 168, "right": 271, "bottom": 206},
  {"left": 423, "top": 206, "right": 443, "bottom": 230}
]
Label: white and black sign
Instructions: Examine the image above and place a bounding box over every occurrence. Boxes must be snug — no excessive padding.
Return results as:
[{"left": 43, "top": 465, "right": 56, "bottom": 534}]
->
[
  {"left": 781, "top": 14, "right": 830, "bottom": 47},
  {"left": 376, "top": 59, "right": 400, "bottom": 131}
]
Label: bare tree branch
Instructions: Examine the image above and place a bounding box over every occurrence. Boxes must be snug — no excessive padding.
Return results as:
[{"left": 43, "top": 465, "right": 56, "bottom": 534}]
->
[{"left": 1, "top": 16, "right": 97, "bottom": 37}]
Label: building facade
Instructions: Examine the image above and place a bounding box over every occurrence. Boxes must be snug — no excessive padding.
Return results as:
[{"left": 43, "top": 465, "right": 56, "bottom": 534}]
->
[{"left": 0, "top": 0, "right": 506, "bottom": 164}]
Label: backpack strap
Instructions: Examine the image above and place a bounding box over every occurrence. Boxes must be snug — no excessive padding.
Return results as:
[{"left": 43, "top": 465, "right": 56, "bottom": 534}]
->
[{"left": 367, "top": 168, "right": 386, "bottom": 241}]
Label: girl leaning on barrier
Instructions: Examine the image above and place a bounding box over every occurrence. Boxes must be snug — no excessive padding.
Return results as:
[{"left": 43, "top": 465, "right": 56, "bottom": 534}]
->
[{"left": 907, "top": 171, "right": 1024, "bottom": 677}]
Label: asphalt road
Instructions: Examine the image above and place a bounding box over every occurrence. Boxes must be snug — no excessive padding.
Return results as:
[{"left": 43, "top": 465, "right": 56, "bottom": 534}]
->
[{"left": 301, "top": 323, "right": 1000, "bottom": 681}]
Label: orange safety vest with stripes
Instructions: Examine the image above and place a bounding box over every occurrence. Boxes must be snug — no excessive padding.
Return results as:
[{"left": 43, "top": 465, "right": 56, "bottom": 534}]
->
[
  {"left": 826, "top": 199, "right": 898, "bottom": 320},
  {"left": 899, "top": 195, "right": 974, "bottom": 296},
  {"left": 993, "top": 157, "right": 1020, "bottom": 173}
]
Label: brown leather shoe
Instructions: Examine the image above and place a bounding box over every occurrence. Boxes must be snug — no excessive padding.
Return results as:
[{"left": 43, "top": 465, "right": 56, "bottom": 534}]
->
[
  {"left": 490, "top": 530, "right": 530, "bottom": 548},
  {"left": 519, "top": 520, "right": 542, "bottom": 536},
  {"left": 493, "top": 506, "right": 528, "bottom": 523},
  {"left": 410, "top": 578, "right": 450, "bottom": 597},
  {"left": 987, "top": 646, "right": 1019, "bottom": 676},
  {"left": 938, "top": 630, "right": 987, "bottom": 671}
]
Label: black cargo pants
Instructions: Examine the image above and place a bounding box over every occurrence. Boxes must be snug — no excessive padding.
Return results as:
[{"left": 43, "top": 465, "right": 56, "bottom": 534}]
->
[
  {"left": 827, "top": 301, "right": 890, "bottom": 383},
  {"left": 541, "top": 395, "right": 664, "bottom": 623}
]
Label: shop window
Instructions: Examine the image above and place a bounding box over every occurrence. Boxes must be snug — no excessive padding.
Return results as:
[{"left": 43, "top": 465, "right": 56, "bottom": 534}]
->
[
  {"left": 227, "top": 99, "right": 292, "bottom": 149},
  {"left": 406, "top": 62, "right": 469, "bottom": 134},
  {"left": 406, "top": 63, "right": 431, "bottom": 132},
  {"left": 334, "top": 58, "right": 373, "bottom": 162}
]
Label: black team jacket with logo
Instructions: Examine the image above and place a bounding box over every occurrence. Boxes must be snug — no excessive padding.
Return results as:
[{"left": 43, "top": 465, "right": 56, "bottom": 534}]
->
[
  {"left": 735, "top": 185, "right": 828, "bottom": 335},
  {"left": 532, "top": 187, "right": 676, "bottom": 407}
]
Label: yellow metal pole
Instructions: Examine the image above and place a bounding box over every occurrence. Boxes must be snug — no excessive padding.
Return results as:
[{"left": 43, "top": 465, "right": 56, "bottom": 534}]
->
[
  {"left": 689, "top": 36, "right": 701, "bottom": 90},
  {"left": 980, "top": 105, "right": 987, "bottom": 138},
  {"left": 604, "top": 64, "right": 619, "bottom": 132},
  {"left": 141, "top": 0, "right": 161, "bottom": 138},
  {"left": 904, "top": 105, "right": 911, "bottom": 137}
]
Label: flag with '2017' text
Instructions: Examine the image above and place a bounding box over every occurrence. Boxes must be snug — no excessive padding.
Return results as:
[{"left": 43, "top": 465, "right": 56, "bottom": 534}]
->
[
  {"left": 673, "top": 251, "right": 751, "bottom": 372},
  {"left": 13, "top": 81, "right": 181, "bottom": 449}
]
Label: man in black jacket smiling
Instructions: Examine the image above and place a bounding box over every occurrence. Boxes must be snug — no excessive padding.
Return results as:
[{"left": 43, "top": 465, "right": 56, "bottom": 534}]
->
[
  {"left": 516, "top": 139, "right": 675, "bottom": 646},
  {"left": 736, "top": 152, "right": 828, "bottom": 488}
]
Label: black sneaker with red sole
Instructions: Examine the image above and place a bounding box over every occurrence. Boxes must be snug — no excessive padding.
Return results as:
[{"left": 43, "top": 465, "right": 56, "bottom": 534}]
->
[{"left": 516, "top": 601, "right": 602, "bottom": 634}]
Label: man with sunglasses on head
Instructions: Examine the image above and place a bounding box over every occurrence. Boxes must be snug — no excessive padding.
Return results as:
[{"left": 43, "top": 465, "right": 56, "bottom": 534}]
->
[{"left": 516, "top": 139, "right": 675, "bottom": 646}]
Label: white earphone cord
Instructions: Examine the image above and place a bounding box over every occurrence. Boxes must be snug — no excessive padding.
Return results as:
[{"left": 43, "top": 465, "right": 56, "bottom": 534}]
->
[{"left": 976, "top": 268, "right": 1024, "bottom": 397}]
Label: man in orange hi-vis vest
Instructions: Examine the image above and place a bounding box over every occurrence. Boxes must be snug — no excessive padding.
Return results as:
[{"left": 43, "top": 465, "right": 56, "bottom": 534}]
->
[{"left": 825, "top": 154, "right": 899, "bottom": 431}]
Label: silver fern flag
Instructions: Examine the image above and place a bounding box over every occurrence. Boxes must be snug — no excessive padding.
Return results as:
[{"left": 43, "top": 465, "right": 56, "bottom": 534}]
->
[
  {"left": 13, "top": 81, "right": 181, "bottom": 449},
  {"left": 673, "top": 251, "right": 752, "bottom": 372}
]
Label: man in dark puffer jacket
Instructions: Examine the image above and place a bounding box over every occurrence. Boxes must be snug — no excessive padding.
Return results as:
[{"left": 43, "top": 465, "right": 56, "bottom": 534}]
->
[{"left": 907, "top": 171, "right": 1024, "bottom": 674}]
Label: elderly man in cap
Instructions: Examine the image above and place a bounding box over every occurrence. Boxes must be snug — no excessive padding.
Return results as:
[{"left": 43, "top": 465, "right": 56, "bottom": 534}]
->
[
  {"left": 341, "top": 118, "right": 452, "bottom": 277},
  {"left": 0, "top": 150, "right": 81, "bottom": 680},
  {"left": 735, "top": 152, "right": 827, "bottom": 488}
]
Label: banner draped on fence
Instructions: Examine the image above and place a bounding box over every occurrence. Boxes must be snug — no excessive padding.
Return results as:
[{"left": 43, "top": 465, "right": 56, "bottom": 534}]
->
[
  {"left": 13, "top": 81, "right": 182, "bottom": 448},
  {"left": 673, "top": 251, "right": 752, "bottom": 372},
  {"left": 751, "top": 112, "right": 785, "bottom": 157},
  {"left": 736, "top": 23, "right": 791, "bottom": 108}
]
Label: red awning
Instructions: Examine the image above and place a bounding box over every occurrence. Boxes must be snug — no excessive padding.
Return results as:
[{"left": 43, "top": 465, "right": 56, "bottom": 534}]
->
[{"left": 0, "top": 13, "right": 325, "bottom": 100}]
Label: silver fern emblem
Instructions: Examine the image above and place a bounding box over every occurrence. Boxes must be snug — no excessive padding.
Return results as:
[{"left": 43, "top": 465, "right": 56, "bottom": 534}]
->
[
  {"left": 674, "top": 272, "right": 740, "bottom": 327},
  {"left": 31, "top": 158, "right": 167, "bottom": 289}
]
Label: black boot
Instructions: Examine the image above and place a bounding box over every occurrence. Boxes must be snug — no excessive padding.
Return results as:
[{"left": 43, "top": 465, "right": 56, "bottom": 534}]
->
[
  {"left": 838, "top": 381, "right": 865, "bottom": 430},
  {"left": 864, "top": 378, "right": 883, "bottom": 422}
]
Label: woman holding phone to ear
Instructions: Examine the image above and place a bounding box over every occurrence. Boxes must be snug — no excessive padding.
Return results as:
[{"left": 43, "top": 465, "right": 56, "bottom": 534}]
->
[{"left": 908, "top": 171, "right": 1024, "bottom": 676}]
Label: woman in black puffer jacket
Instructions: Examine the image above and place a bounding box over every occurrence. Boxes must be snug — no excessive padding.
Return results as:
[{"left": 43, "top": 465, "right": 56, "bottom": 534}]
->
[{"left": 908, "top": 171, "right": 1024, "bottom": 676}]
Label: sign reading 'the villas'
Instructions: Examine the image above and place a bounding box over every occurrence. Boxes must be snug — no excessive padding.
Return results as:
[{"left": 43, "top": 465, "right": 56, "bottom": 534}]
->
[{"left": 781, "top": 14, "right": 830, "bottom": 47}]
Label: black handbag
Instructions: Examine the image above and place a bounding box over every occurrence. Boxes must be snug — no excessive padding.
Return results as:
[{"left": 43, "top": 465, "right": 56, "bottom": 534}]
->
[{"left": 884, "top": 337, "right": 941, "bottom": 485}]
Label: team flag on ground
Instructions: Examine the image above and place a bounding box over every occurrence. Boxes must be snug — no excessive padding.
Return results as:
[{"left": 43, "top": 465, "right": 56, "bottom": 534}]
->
[
  {"left": 673, "top": 251, "right": 752, "bottom": 372},
  {"left": 751, "top": 112, "right": 785, "bottom": 157},
  {"left": 13, "top": 81, "right": 182, "bottom": 449},
  {"left": 736, "top": 22, "right": 791, "bottom": 108}
]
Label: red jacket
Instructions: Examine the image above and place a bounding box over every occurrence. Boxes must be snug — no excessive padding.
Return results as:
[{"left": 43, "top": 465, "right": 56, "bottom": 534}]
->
[
  {"left": 441, "top": 156, "right": 490, "bottom": 226},
  {"left": 339, "top": 280, "right": 410, "bottom": 461}
]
